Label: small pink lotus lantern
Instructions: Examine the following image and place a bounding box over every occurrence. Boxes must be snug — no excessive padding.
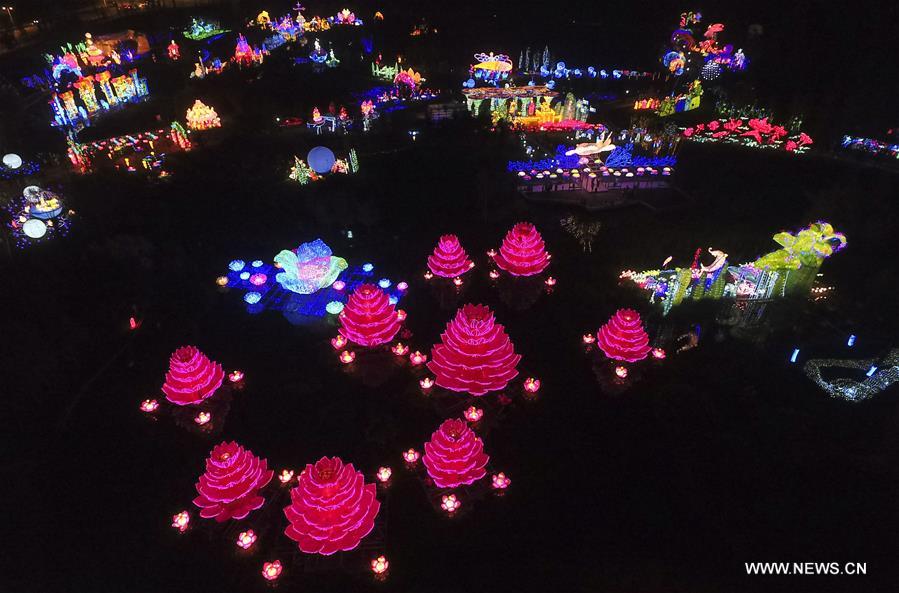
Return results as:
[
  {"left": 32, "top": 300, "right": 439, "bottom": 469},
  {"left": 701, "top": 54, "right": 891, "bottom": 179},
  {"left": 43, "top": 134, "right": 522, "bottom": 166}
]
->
[
  {"left": 371, "top": 555, "right": 389, "bottom": 576},
  {"left": 453, "top": 277, "right": 463, "bottom": 286},
  {"left": 332, "top": 280, "right": 346, "bottom": 291},
  {"left": 339, "top": 350, "right": 356, "bottom": 364},
  {"left": 228, "top": 370, "right": 244, "bottom": 383},
  {"left": 491, "top": 472, "right": 511, "bottom": 490},
  {"left": 424, "top": 271, "right": 433, "bottom": 280},
  {"left": 172, "top": 510, "right": 190, "bottom": 532},
  {"left": 596, "top": 309, "right": 651, "bottom": 362},
  {"left": 463, "top": 406, "right": 484, "bottom": 422},
  {"left": 194, "top": 411, "right": 211, "bottom": 425},
  {"left": 489, "top": 269, "right": 500, "bottom": 279},
  {"left": 615, "top": 366, "right": 629, "bottom": 379},
  {"left": 523, "top": 377, "right": 541, "bottom": 394},
  {"left": 140, "top": 398, "right": 159, "bottom": 413},
  {"left": 402, "top": 448, "right": 420, "bottom": 464},
  {"left": 582, "top": 333, "right": 596, "bottom": 344},
  {"left": 237, "top": 530, "right": 257, "bottom": 550},
  {"left": 419, "top": 376, "right": 434, "bottom": 390},
  {"left": 331, "top": 335, "right": 348, "bottom": 349},
  {"left": 262, "top": 560, "right": 282, "bottom": 581},
  {"left": 441, "top": 494, "right": 461, "bottom": 514},
  {"left": 278, "top": 469, "right": 295, "bottom": 484},
  {"left": 652, "top": 347, "right": 667, "bottom": 359},
  {"left": 409, "top": 351, "right": 427, "bottom": 366},
  {"left": 545, "top": 276, "right": 557, "bottom": 286},
  {"left": 376, "top": 467, "right": 392, "bottom": 483},
  {"left": 392, "top": 342, "right": 409, "bottom": 356}
]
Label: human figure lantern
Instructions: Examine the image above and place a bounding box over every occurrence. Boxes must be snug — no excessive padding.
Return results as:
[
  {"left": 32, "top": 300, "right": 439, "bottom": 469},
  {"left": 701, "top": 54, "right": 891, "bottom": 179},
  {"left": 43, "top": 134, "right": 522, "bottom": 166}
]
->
[{"left": 428, "top": 304, "right": 521, "bottom": 396}]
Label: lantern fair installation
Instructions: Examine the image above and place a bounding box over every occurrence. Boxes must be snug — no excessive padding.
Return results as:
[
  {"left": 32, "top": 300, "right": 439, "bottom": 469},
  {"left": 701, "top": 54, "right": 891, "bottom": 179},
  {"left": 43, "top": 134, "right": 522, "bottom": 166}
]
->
[{"left": 186, "top": 100, "right": 221, "bottom": 131}]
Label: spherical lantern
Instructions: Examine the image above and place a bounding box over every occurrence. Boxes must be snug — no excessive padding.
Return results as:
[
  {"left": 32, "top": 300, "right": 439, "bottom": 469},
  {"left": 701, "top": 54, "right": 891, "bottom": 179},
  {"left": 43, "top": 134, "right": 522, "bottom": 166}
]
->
[
  {"left": 2, "top": 153, "right": 22, "bottom": 169},
  {"left": 307, "top": 146, "right": 336, "bottom": 174},
  {"left": 22, "top": 219, "right": 47, "bottom": 239}
]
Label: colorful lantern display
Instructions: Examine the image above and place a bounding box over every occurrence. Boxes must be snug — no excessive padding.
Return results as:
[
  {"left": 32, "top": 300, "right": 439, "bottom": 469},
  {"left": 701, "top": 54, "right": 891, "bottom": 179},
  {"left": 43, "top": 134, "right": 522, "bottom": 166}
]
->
[
  {"left": 428, "top": 304, "right": 520, "bottom": 396},
  {"left": 185, "top": 99, "right": 221, "bottom": 131},
  {"left": 596, "top": 309, "right": 651, "bottom": 362},
  {"left": 423, "top": 418, "right": 489, "bottom": 488},
  {"left": 274, "top": 239, "right": 347, "bottom": 294},
  {"left": 427, "top": 234, "right": 474, "bottom": 278},
  {"left": 161, "top": 346, "right": 225, "bottom": 405},
  {"left": 283, "top": 457, "right": 380, "bottom": 555},
  {"left": 338, "top": 284, "right": 403, "bottom": 347},
  {"left": 492, "top": 222, "right": 550, "bottom": 276},
  {"left": 193, "top": 442, "right": 274, "bottom": 522}
]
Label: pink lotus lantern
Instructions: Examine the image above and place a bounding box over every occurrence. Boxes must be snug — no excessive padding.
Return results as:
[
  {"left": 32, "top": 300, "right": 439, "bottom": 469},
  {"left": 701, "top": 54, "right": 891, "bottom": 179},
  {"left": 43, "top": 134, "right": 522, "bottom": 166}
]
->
[
  {"left": 194, "top": 411, "right": 211, "bottom": 425},
  {"left": 491, "top": 472, "right": 511, "bottom": 490},
  {"left": 162, "top": 346, "right": 225, "bottom": 406},
  {"left": 172, "top": 510, "right": 190, "bottom": 532},
  {"left": 492, "top": 222, "right": 550, "bottom": 276},
  {"left": 339, "top": 284, "right": 402, "bottom": 347},
  {"left": 332, "top": 280, "right": 346, "bottom": 291},
  {"left": 441, "top": 494, "right": 461, "bottom": 514},
  {"left": 423, "top": 418, "right": 489, "bottom": 488},
  {"left": 427, "top": 234, "right": 474, "bottom": 278},
  {"left": 463, "top": 406, "right": 484, "bottom": 422},
  {"left": 403, "top": 448, "right": 421, "bottom": 463},
  {"left": 582, "top": 333, "right": 596, "bottom": 344},
  {"left": 283, "top": 457, "right": 381, "bottom": 555},
  {"left": 397, "top": 281, "right": 409, "bottom": 291},
  {"left": 376, "top": 467, "right": 392, "bottom": 483},
  {"left": 428, "top": 304, "right": 520, "bottom": 396},
  {"left": 489, "top": 269, "right": 500, "bottom": 279},
  {"left": 453, "top": 277, "right": 463, "bottom": 286},
  {"left": 331, "top": 335, "right": 348, "bottom": 349},
  {"left": 371, "top": 555, "right": 389, "bottom": 575},
  {"left": 652, "top": 347, "right": 667, "bottom": 359},
  {"left": 487, "top": 249, "right": 497, "bottom": 257},
  {"left": 237, "top": 530, "right": 257, "bottom": 549},
  {"left": 396, "top": 309, "right": 407, "bottom": 322},
  {"left": 424, "top": 271, "right": 433, "bottom": 280},
  {"left": 279, "top": 469, "right": 295, "bottom": 484},
  {"left": 228, "top": 370, "right": 244, "bottom": 383},
  {"left": 193, "top": 441, "right": 274, "bottom": 522},
  {"left": 523, "top": 377, "right": 541, "bottom": 394},
  {"left": 615, "top": 366, "right": 629, "bottom": 379},
  {"left": 140, "top": 398, "right": 159, "bottom": 413},
  {"left": 409, "top": 351, "right": 427, "bottom": 366},
  {"left": 339, "top": 350, "right": 356, "bottom": 364},
  {"left": 392, "top": 342, "right": 409, "bottom": 356},
  {"left": 596, "top": 309, "right": 651, "bottom": 362},
  {"left": 545, "top": 276, "right": 557, "bottom": 286},
  {"left": 419, "top": 376, "right": 434, "bottom": 389},
  {"left": 261, "top": 560, "right": 282, "bottom": 581}
]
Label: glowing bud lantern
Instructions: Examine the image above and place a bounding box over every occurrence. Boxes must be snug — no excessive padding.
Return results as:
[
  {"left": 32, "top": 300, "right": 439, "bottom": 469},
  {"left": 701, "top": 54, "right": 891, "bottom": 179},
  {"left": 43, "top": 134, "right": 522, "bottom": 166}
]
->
[
  {"left": 371, "top": 555, "right": 389, "bottom": 575},
  {"left": 441, "top": 494, "right": 461, "bottom": 514},
  {"left": 583, "top": 333, "right": 596, "bottom": 344},
  {"left": 424, "top": 271, "right": 434, "bottom": 280},
  {"left": 193, "top": 441, "right": 274, "bottom": 522},
  {"left": 275, "top": 239, "right": 347, "bottom": 295},
  {"left": 376, "top": 467, "right": 392, "bottom": 483},
  {"left": 279, "top": 469, "right": 295, "bottom": 484},
  {"left": 140, "top": 398, "right": 159, "bottom": 413},
  {"left": 615, "top": 366, "right": 628, "bottom": 379},
  {"left": 396, "top": 309, "right": 407, "bottom": 322},
  {"left": 419, "top": 376, "right": 434, "bottom": 389},
  {"left": 339, "top": 350, "right": 356, "bottom": 364},
  {"left": 194, "top": 411, "right": 211, "bottom": 425},
  {"left": 409, "top": 351, "right": 427, "bottom": 366},
  {"left": 261, "top": 560, "right": 282, "bottom": 581},
  {"left": 228, "top": 370, "right": 244, "bottom": 383},
  {"left": 596, "top": 309, "right": 651, "bottom": 362},
  {"left": 428, "top": 304, "right": 520, "bottom": 396},
  {"left": 331, "top": 335, "right": 348, "bottom": 349},
  {"left": 161, "top": 346, "right": 224, "bottom": 406},
  {"left": 453, "top": 277, "right": 463, "bottom": 286},
  {"left": 283, "top": 457, "right": 381, "bottom": 554},
  {"left": 427, "top": 234, "right": 474, "bottom": 278},
  {"left": 489, "top": 269, "right": 500, "bottom": 279},
  {"left": 392, "top": 342, "right": 409, "bottom": 356},
  {"left": 172, "top": 510, "right": 190, "bottom": 532},
  {"left": 237, "top": 530, "right": 257, "bottom": 549},
  {"left": 332, "top": 280, "right": 346, "bottom": 291},
  {"left": 423, "top": 418, "right": 489, "bottom": 488},
  {"left": 652, "top": 347, "right": 666, "bottom": 359},
  {"left": 403, "top": 448, "right": 420, "bottom": 463},
  {"left": 545, "top": 276, "right": 557, "bottom": 286},
  {"left": 397, "top": 281, "right": 409, "bottom": 291},
  {"left": 491, "top": 472, "right": 511, "bottom": 490},
  {"left": 493, "top": 222, "right": 550, "bottom": 276},
  {"left": 523, "top": 377, "right": 541, "bottom": 394},
  {"left": 463, "top": 406, "right": 483, "bottom": 422},
  {"left": 339, "top": 284, "right": 402, "bottom": 347},
  {"left": 216, "top": 276, "right": 229, "bottom": 286}
]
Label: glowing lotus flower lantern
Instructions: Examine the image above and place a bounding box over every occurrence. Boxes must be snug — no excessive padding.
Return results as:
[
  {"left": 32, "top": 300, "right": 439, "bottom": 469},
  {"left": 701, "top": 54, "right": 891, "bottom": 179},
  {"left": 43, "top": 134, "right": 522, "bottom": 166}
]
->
[
  {"left": 596, "top": 309, "right": 651, "bottom": 362},
  {"left": 427, "top": 234, "right": 474, "bottom": 278},
  {"left": 422, "top": 418, "right": 489, "bottom": 488},
  {"left": 172, "top": 510, "right": 190, "bottom": 532},
  {"left": 492, "top": 222, "right": 550, "bottom": 276},
  {"left": 185, "top": 99, "right": 221, "bottom": 131},
  {"left": 491, "top": 472, "right": 511, "bottom": 490},
  {"left": 161, "top": 346, "right": 224, "bottom": 406},
  {"left": 428, "top": 304, "right": 521, "bottom": 396},
  {"left": 193, "top": 441, "right": 274, "bottom": 522},
  {"left": 283, "top": 456, "right": 380, "bottom": 555},
  {"left": 236, "top": 530, "right": 257, "bottom": 549},
  {"left": 339, "top": 284, "right": 402, "bottom": 347},
  {"left": 275, "top": 239, "right": 347, "bottom": 294},
  {"left": 261, "top": 560, "right": 282, "bottom": 581},
  {"left": 371, "top": 555, "right": 389, "bottom": 575},
  {"left": 403, "top": 448, "right": 420, "bottom": 463}
]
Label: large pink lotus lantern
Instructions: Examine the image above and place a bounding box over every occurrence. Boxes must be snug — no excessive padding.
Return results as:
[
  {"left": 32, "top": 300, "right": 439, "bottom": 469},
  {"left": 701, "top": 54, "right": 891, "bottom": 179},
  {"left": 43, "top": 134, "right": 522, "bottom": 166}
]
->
[
  {"left": 339, "top": 284, "right": 402, "bottom": 346},
  {"left": 283, "top": 456, "right": 380, "bottom": 555},
  {"left": 274, "top": 239, "right": 347, "bottom": 294},
  {"left": 493, "top": 222, "right": 550, "bottom": 276},
  {"left": 596, "top": 308, "right": 651, "bottom": 362},
  {"left": 422, "top": 418, "right": 489, "bottom": 488},
  {"left": 427, "top": 234, "right": 474, "bottom": 278},
  {"left": 162, "top": 346, "right": 225, "bottom": 405},
  {"left": 428, "top": 304, "right": 520, "bottom": 396},
  {"left": 193, "top": 441, "right": 274, "bottom": 521}
]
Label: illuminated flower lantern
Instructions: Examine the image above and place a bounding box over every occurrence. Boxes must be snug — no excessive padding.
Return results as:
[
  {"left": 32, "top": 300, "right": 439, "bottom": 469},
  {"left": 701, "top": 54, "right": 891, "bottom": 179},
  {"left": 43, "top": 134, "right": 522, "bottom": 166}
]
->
[
  {"left": 161, "top": 346, "right": 225, "bottom": 405},
  {"left": 185, "top": 99, "right": 221, "bottom": 131},
  {"left": 493, "top": 222, "right": 550, "bottom": 276},
  {"left": 283, "top": 456, "right": 380, "bottom": 555},
  {"left": 422, "top": 418, "right": 489, "bottom": 488},
  {"left": 596, "top": 309, "right": 651, "bottom": 362},
  {"left": 193, "top": 441, "right": 274, "bottom": 521},
  {"left": 338, "top": 284, "right": 402, "bottom": 347},
  {"left": 427, "top": 234, "right": 474, "bottom": 278},
  {"left": 274, "top": 239, "right": 347, "bottom": 294},
  {"left": 428, "top": 304, "right": 520, "bottom": 396}
]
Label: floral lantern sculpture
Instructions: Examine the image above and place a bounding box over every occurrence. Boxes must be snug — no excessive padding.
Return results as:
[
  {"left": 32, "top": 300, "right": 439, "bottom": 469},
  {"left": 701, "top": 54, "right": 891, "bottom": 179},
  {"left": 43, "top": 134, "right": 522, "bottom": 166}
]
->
[
  {"left": 338, "top": 284, "right": 403, "bottom": 346},
  {"left": 596, "top": 309, "right": 651, "bottom": 362},
  {"left": 185, "top": 99, "right": 221, "bottom": 131},
  {"left": 492, "top": 222, "right": 550, "bottom": 276},
  {"left": 423, "top": 418, "right": 489, "bottom": 488},
  {"left": 162, "top": 346, "right": 225, "bottom": 405},
  {"left": 427, "top": 234, "right": 474, "bottom": 278},
  {"left": 428, "top": 304, "right": 521, "bottom": 396},
  {"left": 193, "top": 441, "right": 273, "bottom": 521},
  {"left": 274, "top": 239, "right": 347, "bottom": 294},
  {"left": 283, "top": 456, "right": 380, "bottom": 554}
]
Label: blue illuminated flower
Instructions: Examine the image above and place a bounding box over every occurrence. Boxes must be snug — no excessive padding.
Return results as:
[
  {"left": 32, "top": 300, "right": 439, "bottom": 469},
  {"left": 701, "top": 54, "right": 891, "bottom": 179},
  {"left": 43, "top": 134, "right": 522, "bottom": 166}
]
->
[
  {"left": 229, "top": 259, "right": 246, "bottom": 272},
  {"left": 244, "top": 292, "right": 262, "bottom": 304}
]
